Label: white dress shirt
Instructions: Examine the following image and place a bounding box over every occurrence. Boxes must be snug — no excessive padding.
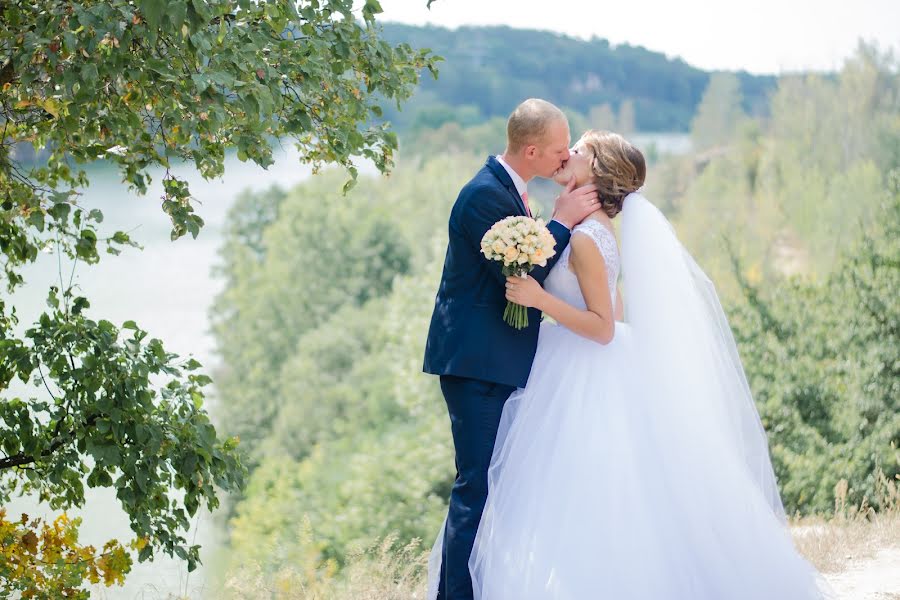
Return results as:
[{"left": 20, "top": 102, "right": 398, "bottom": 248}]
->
[
  {"left": 495, "top": 154, "right": 570, "bottom": 231},
  {"left": 495, "top": 154, "right": 528, "bottom": 199}
]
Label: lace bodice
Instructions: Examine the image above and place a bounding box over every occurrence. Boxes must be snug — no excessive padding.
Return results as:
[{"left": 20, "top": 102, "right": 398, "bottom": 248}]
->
[{"left": 544, "top": 219, "right": 620, "bottom": 312}]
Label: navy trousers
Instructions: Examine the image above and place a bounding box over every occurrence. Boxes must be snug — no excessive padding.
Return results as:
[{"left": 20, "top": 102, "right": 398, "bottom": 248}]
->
[{"left": 437, "top": 374, "right": 517, "bottom": 600}]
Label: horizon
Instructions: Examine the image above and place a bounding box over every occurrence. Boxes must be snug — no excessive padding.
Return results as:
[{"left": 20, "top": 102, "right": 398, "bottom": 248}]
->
[
  {"left": 375, "top": 0, "right": 900, "bottom": 76},
  {"left": 379, "top": 21, "right": 803, "bottom": 76}
]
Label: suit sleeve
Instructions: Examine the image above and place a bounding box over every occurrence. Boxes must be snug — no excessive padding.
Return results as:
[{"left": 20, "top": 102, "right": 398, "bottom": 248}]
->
[
  {"left": 459, "top": 188, "right": 572, "bottom": 288},
  {"left": 458, "top": 187, "right": 517, "bottom": 288},
  {"left": 529, "top": 219, "right": 571, "bottom": 284}
]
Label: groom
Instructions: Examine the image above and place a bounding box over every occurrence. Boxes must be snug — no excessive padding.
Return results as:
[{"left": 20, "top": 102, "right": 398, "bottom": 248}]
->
[{"left": 423, "top": 98, "right": 600, "bottom": 599}]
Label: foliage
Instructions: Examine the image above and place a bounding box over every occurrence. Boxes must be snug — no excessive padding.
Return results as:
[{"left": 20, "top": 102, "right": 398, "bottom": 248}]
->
[
  {"left": 212, "top": 39, "right": 898, "bottom": 593},
  {"left": 640, "top": 44, "right": 900, "bottom": 513},
  {"left": 792, "top": 470, "right": 899, "bottom": 573},
  {"left": 212, "top": 156, "right": 475, "bottom": 580},
  {"left": 657, "top": 44, "right": 899, "bottom": 293},
  {"left": 728, "top": 173, "right": 900, "bottom": 513},
  {"left": 211, "top": 155, "right": 476, "bottom": 463},
  {"left": 690, "top": 72, "right": 747, "bottom": 151},
  {"left": 222, "top": 255, "right": 452, "bottom": 578},
  {"left": 211, "top": 171, "right": 417, "bottom": 465},
  {"left": 0, "top": 290, "right": 244, "bottom": 570},
  {"left": 402, "top": 117, "right": 506, "bottom": 157},
  {"left": 0, "top": 0, "right": 436, "bottom": 593},
  {"left": 0, "top": 509, "right": 133, "bottom": 599},
  {"left": 223, "top": 531, "right": 429, "bottom": 600},
  {"left": 2, "top": 0, "right": 438, "bottom": 266}
]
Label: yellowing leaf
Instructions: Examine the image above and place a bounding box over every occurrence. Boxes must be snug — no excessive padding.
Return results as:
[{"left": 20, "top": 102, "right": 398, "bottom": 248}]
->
[
  {"left": 41, "top": 99, "right": 60, "bottom": 118},
  {"left": 20, "top": 531, "right": 39, "bottom": 554}
]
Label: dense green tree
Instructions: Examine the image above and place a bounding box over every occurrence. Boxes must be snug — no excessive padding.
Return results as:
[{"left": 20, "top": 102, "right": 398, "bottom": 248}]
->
[
  {"left": 212, "top": 155, "right": 477, "bottom": 462},
  {"left": 210, "top": 154, "right": 480, "bottom": 583},
  {"left": 214, "top": 161, "right": 899, "bottom": 591},
  {"left": 224, "top": 254, "right": 452, "bottom": 579},
  {"left": 729, "top": 172, "right": 900, "bottom": 513},
  {"left": 0, "top": 0, "right": 436, "bottom": 592},
  {"left": 211, "top": 171, "right": 415, "bottom": 464},
  {"left": 210, "top": 37, "right": 898, "bottom": 594},
  {"left": 658, "top": 44, "right": 899, "bottom": 512}
]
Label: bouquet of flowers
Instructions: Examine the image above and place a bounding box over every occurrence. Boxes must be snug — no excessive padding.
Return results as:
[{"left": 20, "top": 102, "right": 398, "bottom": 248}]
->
[{"left": 480, "top": 216, "right": 557, "bottom": 329}]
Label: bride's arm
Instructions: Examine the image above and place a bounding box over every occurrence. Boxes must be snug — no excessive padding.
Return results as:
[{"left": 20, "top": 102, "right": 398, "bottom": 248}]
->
[{"left": 505, "top": 234, "right": 616, "bottom": 344}]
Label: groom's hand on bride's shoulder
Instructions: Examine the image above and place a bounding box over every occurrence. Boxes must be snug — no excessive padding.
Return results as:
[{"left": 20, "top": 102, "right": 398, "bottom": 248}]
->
[{"left": 552, "top": 176, "right": 600, "bottom": 229}]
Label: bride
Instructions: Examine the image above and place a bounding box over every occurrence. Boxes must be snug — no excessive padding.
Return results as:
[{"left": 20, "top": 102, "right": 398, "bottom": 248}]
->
[{"left": 427, "top": 131, "right": 829, "bottom": 599}]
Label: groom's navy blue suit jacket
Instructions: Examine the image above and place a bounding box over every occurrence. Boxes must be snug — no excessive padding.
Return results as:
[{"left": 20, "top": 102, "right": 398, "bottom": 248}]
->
[{"left": 423, "top": 156, "right": 571, "bottom": 388}]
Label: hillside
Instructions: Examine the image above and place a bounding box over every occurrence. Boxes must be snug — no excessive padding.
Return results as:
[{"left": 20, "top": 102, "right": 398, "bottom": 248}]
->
[{"left": 381, "top": 23, "right": 778, "bottom": 131}]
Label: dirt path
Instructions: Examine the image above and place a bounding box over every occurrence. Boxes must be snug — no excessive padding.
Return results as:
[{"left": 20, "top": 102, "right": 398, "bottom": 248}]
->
[{"left": 823, "top": 547, "right": 900, "bottom": 599}]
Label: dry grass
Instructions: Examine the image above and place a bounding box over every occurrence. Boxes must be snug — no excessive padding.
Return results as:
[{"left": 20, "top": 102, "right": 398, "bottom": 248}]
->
[
  {"left": 222, "top": 533, "right": 430, "bottom": 600},
  {"left": 792, "top": 471, "right": 900, "bottom": 574},
  {"left": 220, "top": 473, "right": 900, "bottom": 599}
]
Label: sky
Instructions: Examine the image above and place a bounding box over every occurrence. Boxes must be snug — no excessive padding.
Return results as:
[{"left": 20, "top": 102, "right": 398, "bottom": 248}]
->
[{"left": 375, "top": 0, "right": 899, "bottom": 75}]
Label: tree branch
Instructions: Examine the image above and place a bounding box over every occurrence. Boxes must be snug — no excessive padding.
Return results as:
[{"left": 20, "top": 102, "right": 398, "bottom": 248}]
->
[
  {"left": 0, "top": 59, "right": 14, "bottom": 87},
  {"left": 0, "top": 413, "right": 99, "bottom": 470}
]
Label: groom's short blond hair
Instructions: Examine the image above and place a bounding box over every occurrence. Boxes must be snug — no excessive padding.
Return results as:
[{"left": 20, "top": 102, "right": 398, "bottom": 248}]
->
[{"left": 506, "top": 99, "right": 567, "bottom": 154}]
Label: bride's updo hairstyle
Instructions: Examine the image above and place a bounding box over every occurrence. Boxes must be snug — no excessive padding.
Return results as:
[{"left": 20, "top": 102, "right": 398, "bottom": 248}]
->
[{"left": 578, "top": 130, "right": 646, "bottom": 218}]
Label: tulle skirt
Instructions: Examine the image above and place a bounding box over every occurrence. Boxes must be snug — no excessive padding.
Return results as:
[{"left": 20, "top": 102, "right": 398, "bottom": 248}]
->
[{"left": 428, "top": 319, "right": 829, "bottom": 600}]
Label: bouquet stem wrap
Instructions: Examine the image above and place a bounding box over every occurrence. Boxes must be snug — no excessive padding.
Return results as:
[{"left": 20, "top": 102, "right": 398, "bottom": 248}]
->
[{"left": 480, "top": 216, "right": 558, "bottom": 330}]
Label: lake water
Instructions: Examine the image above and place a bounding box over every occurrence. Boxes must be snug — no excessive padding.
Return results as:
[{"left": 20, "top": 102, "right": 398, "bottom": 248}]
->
[
  {"left": 5, "top": 146, "right": 316, "bottom": 599},
  {"left": 3, "top": 132, "right": 691, "bottom": 598}
]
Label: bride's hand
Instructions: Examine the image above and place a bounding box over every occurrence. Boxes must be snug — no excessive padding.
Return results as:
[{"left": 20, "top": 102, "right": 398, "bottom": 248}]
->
[{"left": 506, "top": 275, "right": 545, "bottom": 309}]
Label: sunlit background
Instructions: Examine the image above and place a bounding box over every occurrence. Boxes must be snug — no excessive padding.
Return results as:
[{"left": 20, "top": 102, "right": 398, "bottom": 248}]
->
[
  {"left": 5, "top": 1, "right": 899, "bottom": 597},
  {"left": 378, "top": 0, "right": 899, "bottom": 73}
]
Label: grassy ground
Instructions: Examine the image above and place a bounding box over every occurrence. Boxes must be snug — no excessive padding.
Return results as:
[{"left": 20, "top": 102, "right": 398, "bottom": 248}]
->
[
  {"left": 792, "top": 474, "right": 899, "bottom": 574},
  {"left": 219, "top": 475, "right": 900, "bottom": 600}
]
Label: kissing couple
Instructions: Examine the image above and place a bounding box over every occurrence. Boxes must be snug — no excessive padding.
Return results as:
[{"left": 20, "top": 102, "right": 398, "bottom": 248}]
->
[{"left": 422, "top": 99, "right": 830, "bottom": 599}]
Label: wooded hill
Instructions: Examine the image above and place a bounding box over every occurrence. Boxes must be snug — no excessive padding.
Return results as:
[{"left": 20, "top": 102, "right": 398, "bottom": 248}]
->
[{"left": 381, "top": 23, "right": 778, "bottom": 131}]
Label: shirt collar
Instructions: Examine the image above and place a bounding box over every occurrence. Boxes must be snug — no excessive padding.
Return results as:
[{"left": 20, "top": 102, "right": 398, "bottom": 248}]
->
[{"left": 495, "top": 154, "right": 528, "bottom": 198}]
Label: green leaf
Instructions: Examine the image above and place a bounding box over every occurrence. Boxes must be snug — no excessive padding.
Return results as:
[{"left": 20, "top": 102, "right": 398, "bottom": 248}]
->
[
  {"left": 138, "top": 0, "right": 165, "bottom": 31},
  {"left": 82, "top": 62, "right": 99, "bottom": 83},
  {"left": 138, "top": 543, "right": 154, "bottom": 562},
  {"left": 0, "top": 0, "right": 437, "bottom": 586},
  {"left": 26, "top": 210, "right": 45, "bottom": 232},
  {"left": 48, "top": 202, "right": 72, "bottom": 222},
  {"left": 72, "top": 296, "right": 90, "bottom": 315}
]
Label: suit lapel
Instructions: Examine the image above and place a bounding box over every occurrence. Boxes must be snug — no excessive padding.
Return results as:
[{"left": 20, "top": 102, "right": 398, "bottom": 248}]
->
[{"left": 485, "top": 156, "right": 528, "bottom": 216}]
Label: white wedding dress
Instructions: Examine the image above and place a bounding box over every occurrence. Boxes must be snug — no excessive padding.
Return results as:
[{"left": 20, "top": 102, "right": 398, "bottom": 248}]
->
[{"left": 427, "top": 193, "right": 829, "bottom": 600}]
